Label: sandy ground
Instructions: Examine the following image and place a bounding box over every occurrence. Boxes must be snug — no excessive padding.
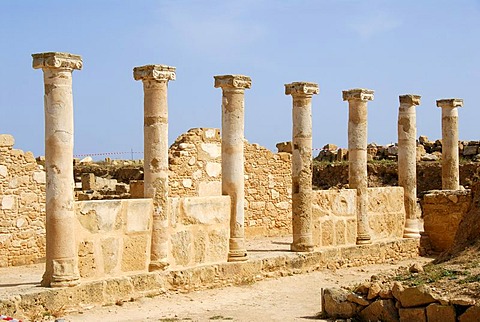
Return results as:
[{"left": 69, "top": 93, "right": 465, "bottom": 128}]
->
[{"left": 63, "top": 257, "right": 431, "bottom": 322}]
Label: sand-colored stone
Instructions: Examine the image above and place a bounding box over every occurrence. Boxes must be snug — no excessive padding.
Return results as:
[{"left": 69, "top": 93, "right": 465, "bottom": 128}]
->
[
  {"left": 436, "top": 98, "right": 464, "bottom": 190},
  {"left": 134, "top": 64, "right": 175, "bottom": 271},
  {"left": 32, "top": 51, "right": 82, "bottom": 287},
  {"left": 426, "top": 303, "right": 456, "bottom": 322},
  {"left": 214, "top": 75, "right": 251, "bottom": 262},
  {"left": 398, "top": 95, "right": 421, "bottom": 238},
  {"left": 343, "top": 88, "right": 374, "bottom": 245},
  {"left": 285, "top": 82, "right": 319, "bottom": 252}
]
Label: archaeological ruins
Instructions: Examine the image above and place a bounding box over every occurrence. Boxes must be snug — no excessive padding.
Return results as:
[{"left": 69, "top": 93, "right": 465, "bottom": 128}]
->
[{"left": 1, "top": 51, "right": 478, "bottom": 319}]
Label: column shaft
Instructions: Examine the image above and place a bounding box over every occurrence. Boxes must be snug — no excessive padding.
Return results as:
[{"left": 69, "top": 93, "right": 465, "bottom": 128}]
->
[
  {"left": 441, "top": 106, "right": 460, "bottom": 189},
  {"left": 285, "top": 82, "right": 318, "bottom": 252},
  {"left": 398, "top": 95, "right": 421, "bottom": 238},
  {"left": 215, "top": 75, "right": 251, "bottom": 262},
  {"left": 343, "top": 89, "right": 374, "bottom": 245},
  {"left": 134, "top": 65, "right": 175, "bottom": 271},
  {"left": 33, "top": 52, "right": 82, "bottom": 287}
]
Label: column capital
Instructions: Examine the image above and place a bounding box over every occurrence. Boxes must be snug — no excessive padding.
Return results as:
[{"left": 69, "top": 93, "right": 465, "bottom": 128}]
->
[
  {"left": 214, "top": 75, "right": 251, "bottom": 90},
  {"left": 133, "top": 65, "right": 176, "bottom": 82},
  {"left": 436, "top": 98, "right": 463, "bottom": 108},
  {"left": 285, "top": 82, "right": 319, "bottom": 96},
  {"left": 399, "top": 94, "right": 421, "bottom": 105},
  {"left": 342, "top": 88, "right": 374, "bottom": 101},
  {"left": 32, "top": 52, "right": 82, "bottom": 70}
]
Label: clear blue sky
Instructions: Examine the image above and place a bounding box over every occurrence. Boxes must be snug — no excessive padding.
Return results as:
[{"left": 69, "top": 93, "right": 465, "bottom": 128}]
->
[{"left": 1, "top": 0, "right": 479, "bottom": 158}]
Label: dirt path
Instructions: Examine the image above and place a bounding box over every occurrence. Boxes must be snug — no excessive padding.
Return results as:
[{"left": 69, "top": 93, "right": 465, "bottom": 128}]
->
[{"left": 64, "top": 257, "right": 431, "bottom": 322}]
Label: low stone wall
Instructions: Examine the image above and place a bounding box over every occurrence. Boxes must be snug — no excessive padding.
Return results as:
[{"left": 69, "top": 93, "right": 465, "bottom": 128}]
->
[
  {"left": 0, "top": 239, "right": 419, "bottom": 318},
  {"left": 167, "top": 196, "right": 230, "bottom": 268},
  {"left": 0, "top": 134, "right": 46, "bottom": 267},
  {"left": 75, "top": 199, "right": 153, "bottom": 280},
  {"left": 322, "top": 282, "right": 478, "bottom": 321},
  {"left": 422, "top": 190, "right": 471, "bottom": 252},
  {"left": 312, "top": 187, "right": 405, "bottom": 248}
]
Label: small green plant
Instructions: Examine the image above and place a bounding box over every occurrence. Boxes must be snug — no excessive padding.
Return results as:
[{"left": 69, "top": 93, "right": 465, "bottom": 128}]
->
[{"left": 210, "top": 315, "right": 233, "bottom": 320}]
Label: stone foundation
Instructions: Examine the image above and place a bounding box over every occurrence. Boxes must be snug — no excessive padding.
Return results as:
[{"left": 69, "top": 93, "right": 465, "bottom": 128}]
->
[{"left": 0, "top": 238, "right": 419, "bottom": 318}]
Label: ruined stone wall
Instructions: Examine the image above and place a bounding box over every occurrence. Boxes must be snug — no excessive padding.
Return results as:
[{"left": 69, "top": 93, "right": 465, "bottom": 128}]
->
[
  {"left": 422, "top": 190, "right": 471, "bottom": 252},
  {"left": 168, "top": 196, "right": 230, "bottom": 268},
  {"left": 75, "top": 199, "right": 153, "bottom": 279},
  {"left": 0, "top": 134, "right": 46, "bottom": 267},
  {"left": 312, "top": 187, "right": 405, "bottom": 248},
  {"left": 168, "top": 128, "right": 293, "bottom": 238}
]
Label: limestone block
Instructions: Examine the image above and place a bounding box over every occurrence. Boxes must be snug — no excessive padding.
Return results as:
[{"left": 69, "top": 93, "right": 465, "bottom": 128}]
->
[
  {"left": 121, "top": 235, "right": 148, "bottom": 272},
  {"left": 0, "top": 165, "right": 7, "bottom": 177},
  {"left": 19, "top": 192, "right": 38, "bottom": 205},
  {"left": 322, "top": 288, "right": 358, "bottom": 319},
  {"left": 76, "top": 200, "right": 123, "bottom": 233},
  {"left": 179, "top": 196, "right": 230, "bottom": 225},
  {"left": 335, "top": 220, "right": 346, "bottom": 245},
  {"left": 198, "top": 181, "right": 222, "bottom": 197},
  {"left": 207, "top": 229, "right": 229, "bottom": 262},
  {"left": 182, "top": 179, "right": 192, "bottom": 188},
  {"left": 32, "top": 171, "right": 46, "bottom": 184},
  {"left": 1, "top": 195, "right": 16, "bottom": 210},
  {"left": 203, "top": 128, "right": 219, "bottom": 140},
  {"left": 394, "top": 285, "right": 437, "bottom": 308},
  {"left": 129, "top": 180, "right": 144, "bottom": 198},
  {"left": 426, "top": 303, "right": 456, "bottom": 322},
  {"left": 193, "top": 230, "right": 207, "bottom": 263},
  {"left": 399, "top": 307, "right": 426, "bottom": 322},
  {"left": 205, "top": 162, "right": 221, "bottom": 177},
  {"left": 0, "top": 134, "right": 14, "bottom": 147},
  {"left": 321, "top": 220, "right": 334, "bottom": 246},
  {"left": 276, "top": 141, "right": 292, "bottom": 153},
  {"left": 458, "top": 305, "right": 480, "bottom": 322},
  {"left": 463, "top": 145, "right": 478, "bottom": 156},
  {"left": 171, "top": 230, "right": 192, "bottom": 266},
  {"left": 358, "top": 299, "right": 398, "bottom": 322},
  {"left": 102, "top": 237, "right": 120, "bottom": 274},
  {"left": 78, "top": 241, "right": 96, "bottom": 278},
  {"left": 198, "top": 143, "right": 221, "bottom": 160},
  {"left": 125, "top": 199, "right": 153, "bottom": 232},
  {"left": 312, "top": 190, "right": 356, "bottom": 217}
]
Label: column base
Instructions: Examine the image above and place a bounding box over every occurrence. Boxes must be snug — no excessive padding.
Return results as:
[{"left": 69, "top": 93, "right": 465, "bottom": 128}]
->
[
  {"left": 356, "top": 233, "right": 372, "bottom": 245},
  {"left": 149, "top": 260, "right": 170, "bottom": 271},
  {"left": 42, "top": 258, "right": 80, "bottom": 288},
  {"left": 403, "top": 219, "right": 421, "bottom": 239},
  {"left": 228, "top": 249, "right": 248, "bottom": 262},
  {"left": 41, "top": 274, "right": 80, "bottom": 288},
  {"left": 290, "top": 242, "right": 314, "bottom": 252}
]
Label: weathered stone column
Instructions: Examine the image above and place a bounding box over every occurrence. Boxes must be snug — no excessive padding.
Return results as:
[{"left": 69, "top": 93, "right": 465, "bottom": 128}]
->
[
  {"left": 285, "top": 82, "right": 319, "bottom": 252},
  {"left": 398, "top": 94, "right": 421, "bottom": 238},
  {"left": 342, "top": 88, "right": 374, "bottom": 245},
  {"left": 437, "top": 98, "right": 463, "bottom": 190},
  {"left": 134, "top": 65, "right": 175, "bottom": 271},
  {"left": 214, "top": 75, "right": 251, "bottom": 262},
  {"left": 32, "top": 52, "right": 82, "bottom": 287}
]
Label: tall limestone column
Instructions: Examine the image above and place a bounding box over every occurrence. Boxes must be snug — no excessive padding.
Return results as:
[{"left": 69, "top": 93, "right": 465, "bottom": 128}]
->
[
  {"left": 398, "top": 94, "right": 421, "bottom": 238},
  {"left": 342, "top": 88, "right": 374, "bottom": 245},
  {"left": 32, "top": 52, "right": 82, "bottom": 287},
  {"left": 214, "top": 75, "right": 251, "bottom": 262},
  {"left": 133, "top": 65, "right": 175, "bottom": 271},
  {"left": 437, "top": 98, "right": 464, "bottom": 190},
  {"left": 285, "top": 82, "right": 319, "bottom": 252}
]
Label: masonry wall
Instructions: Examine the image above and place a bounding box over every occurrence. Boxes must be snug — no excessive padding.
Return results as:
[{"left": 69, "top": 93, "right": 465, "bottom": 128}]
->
[
  {"left": 168, "top": 128, "right": 292, "bottom": 238},
  {"left": 422, "top": 190, "right": 471, "bottom": 252},
  {"left": 75, "top": 199, "right": 153, "bottom": 280},
  {"left": 167, "top": 196, "right": 230, "bottom": 268},
  {"left": 312, "top": 187, "right": 405, "bottom": 248},
  {"left": 0, "top": 134, "right": 46, "bottom": 267}
]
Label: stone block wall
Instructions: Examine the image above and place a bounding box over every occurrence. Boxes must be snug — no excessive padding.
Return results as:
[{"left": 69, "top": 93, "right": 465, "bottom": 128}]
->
[
  {"left": 75, "top": 199, "right": 153, "bottom": 279},
  {"left": 312, "top": 187, "right": 405, "bottom": 248},
  {"left": 167, "top": 196, "right": 230, "bottom": 268},
  {"left": 0, "top": 134, "right": 46, "bottom": 267},
  {"left": 422, "top": 190, "right": 471, "bottom": 252},
  {"left": 168, "top": 128, "right": 292, "bottom": 238}
]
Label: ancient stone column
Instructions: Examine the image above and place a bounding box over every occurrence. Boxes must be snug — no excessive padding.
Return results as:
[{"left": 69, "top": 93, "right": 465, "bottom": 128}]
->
[
  {"left": 437, "top": 98, "right": 464, "bottom": 190},
  {"left": 398, "top": 94, "right": 421, "bottom": 238},
  {"left": 214, "top": 75, "right": 251, "bottom": 262},
  {"left": 134, "top": 65, "right": 175, "bottom": 271},
  {"left": 342, "top": 88, "right": 374, "bottom": 245},
  {"left": 285, "top": 82, "right": 319, "bottom": 252},
  {"left": 32, "top": 52, "right": 82, "bottom": 287}
]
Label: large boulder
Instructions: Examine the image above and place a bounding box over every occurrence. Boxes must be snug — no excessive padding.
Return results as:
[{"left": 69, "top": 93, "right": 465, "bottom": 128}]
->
[{"left": 322, "top": 288, "right": 358, "bottom": 319}]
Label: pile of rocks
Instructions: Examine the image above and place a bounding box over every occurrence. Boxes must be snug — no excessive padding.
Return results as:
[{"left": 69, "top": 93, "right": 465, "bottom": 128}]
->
[
  {"left": 313, "top": 136, "right": 480, "bottom": 163},
  {"left": 322, "top": 279, "right": 478, "bottom": 321}
]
